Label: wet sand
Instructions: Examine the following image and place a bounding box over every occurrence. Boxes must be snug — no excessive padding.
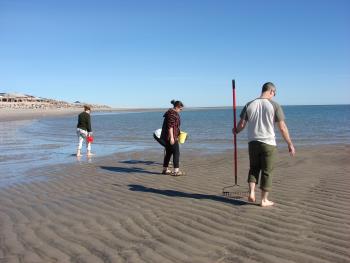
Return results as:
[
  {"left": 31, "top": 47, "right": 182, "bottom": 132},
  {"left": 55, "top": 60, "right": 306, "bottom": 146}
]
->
[
  {"left": 0, "top": 108, "right": 84, "bottom": 122},
  {"left": 0, "top": 144, "right": 349, "bottom": 262},
  {"left": 0, "top": 108, "right": 170, "bottom": 122},
  {"left": 0, "top": 107, "right": 235, "bottom": 122}
]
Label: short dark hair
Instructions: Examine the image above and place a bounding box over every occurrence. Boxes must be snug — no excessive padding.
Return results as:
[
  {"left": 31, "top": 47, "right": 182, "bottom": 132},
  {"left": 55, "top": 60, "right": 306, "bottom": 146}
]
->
[
  {"left": 262, "top": 82, "right": 275, "bottom": 93},
  {"left": 171, "top": 100, "right": 184, "bottom": 108},
  {"left": 84, "top": 105, "right": 91, "bottom": 111}
]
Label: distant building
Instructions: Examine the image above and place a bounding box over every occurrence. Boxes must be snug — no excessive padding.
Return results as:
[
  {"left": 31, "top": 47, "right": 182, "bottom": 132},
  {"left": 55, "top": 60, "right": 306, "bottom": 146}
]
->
[
  {"left": 0, "top": 92, "right": 110, "bottom": 109},
  {"left": 0, "top": 93, "right": 49, "bottom": 103}
]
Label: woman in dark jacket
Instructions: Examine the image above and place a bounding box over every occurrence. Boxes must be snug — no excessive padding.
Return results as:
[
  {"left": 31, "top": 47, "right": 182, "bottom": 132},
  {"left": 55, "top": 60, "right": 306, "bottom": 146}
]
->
[
  {"left": 76, "top": 105, "right": 93, "bottom": 157},
  {"left": 161, "top": 100, "right": 185, "bottom": 176}
]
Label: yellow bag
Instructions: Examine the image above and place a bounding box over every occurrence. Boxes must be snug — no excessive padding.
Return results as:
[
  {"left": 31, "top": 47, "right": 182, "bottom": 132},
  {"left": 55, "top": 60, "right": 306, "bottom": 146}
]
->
[{"left": 178, "top": 131, "right": 188, "bottom": 144}]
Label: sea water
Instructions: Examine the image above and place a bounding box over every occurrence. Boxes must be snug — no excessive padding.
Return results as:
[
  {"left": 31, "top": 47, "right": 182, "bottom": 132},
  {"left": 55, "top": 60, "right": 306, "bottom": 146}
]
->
[{"left": 0, "top": 105, "right": 349, "bottom": 186}]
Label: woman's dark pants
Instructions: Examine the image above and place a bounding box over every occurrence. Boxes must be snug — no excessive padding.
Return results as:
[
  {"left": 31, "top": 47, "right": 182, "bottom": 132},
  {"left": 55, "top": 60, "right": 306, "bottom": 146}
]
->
[{"left": 163, "top": 141, "right": 180, "bottom": 168}]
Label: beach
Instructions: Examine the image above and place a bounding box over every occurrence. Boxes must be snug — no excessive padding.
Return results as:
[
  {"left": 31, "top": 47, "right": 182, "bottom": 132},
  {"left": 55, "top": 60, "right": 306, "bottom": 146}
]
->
[
  {"left": 0, "top": 108, "right": 82, "bottom": 122},
  {"left": 1, "top": 106, "right": 350, "bottom": 263},
  {"left": 0, "top": 143, "right": 349, "bottom": 262},
  {"left": 0, "top": 107, "right": 174, "bottom": 122},
  {"left": 2, "top": 0, "right": 349, "bottom": 260}
]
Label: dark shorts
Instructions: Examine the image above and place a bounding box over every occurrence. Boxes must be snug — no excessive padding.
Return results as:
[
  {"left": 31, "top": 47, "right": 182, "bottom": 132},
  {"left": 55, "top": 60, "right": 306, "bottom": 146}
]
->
[{"left": 248, "top": 141, "right": 276, "bottom": 192}]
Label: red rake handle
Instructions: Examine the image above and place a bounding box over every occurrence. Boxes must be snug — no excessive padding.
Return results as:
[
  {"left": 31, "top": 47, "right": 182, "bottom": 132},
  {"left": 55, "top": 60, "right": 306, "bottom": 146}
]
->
[{"left": 232, "top": 80, "right": 238, "bottom": 185}]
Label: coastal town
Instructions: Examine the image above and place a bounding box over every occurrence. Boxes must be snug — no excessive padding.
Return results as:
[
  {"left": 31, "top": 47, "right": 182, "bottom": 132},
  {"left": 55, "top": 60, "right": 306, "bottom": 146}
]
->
[{"left": 0, "top": 92, "right": 110, "bottom": 110}]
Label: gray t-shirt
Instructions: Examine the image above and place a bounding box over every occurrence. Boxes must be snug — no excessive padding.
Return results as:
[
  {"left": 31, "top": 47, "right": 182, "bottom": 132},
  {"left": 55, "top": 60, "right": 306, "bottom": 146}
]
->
[{"left": 240, "top": 98, "right": 285, "bottom": 146}]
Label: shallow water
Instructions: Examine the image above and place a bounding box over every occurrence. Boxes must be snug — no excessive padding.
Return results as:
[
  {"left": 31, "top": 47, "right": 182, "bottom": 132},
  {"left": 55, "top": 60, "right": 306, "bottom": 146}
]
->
[{"left": 0, "top": 105, "right": 349, "bottom": 187}]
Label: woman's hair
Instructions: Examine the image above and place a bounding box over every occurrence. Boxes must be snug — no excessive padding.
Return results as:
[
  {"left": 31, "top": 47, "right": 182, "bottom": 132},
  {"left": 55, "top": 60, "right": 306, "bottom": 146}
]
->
[
  {"left": 171, "top": 100, "right": 184, "bottom": 108},
  {"left": 84, "top": 105, "right": 91, "bottom": 111}
]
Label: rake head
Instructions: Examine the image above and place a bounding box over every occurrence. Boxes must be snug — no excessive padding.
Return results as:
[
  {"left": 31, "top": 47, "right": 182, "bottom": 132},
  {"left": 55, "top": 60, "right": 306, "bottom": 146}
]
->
[{"left": 222, "top": 185, "right": 249, "bottom": 199}]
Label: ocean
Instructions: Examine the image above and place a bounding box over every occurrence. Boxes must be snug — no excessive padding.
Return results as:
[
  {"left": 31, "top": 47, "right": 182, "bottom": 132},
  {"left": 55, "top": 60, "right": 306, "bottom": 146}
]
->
[{"left": 1, "top": 105, "right": 349, "bottom": 187}]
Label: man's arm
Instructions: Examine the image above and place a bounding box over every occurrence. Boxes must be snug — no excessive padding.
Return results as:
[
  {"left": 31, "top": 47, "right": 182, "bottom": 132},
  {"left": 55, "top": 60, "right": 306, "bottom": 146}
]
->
[
  {"left": 277, "top": 120, "right": 295, "bottom": 156},
  {"left": 233, "top": 118, "right": 247, "bottom": 134}
]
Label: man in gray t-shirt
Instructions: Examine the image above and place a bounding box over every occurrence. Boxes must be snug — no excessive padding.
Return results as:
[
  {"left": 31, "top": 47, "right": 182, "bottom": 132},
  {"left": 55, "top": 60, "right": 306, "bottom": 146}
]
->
[{"left": 234, "top": 82, "right": 295, "bottom": 207}]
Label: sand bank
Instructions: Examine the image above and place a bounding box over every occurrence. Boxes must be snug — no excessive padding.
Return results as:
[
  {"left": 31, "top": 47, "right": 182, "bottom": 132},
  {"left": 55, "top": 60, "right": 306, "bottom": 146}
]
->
[
  {"left": 0, "top": 106, "right": 236, "bottom": 122},
  {"left": 0, "top": 107, "right": 169, "bottom": 122},
  {"left": 0, "top": 145, "right": 349, "bottom": 262},
  {"left": 0, "top": 108, "right": 84, "bottom": 122}
]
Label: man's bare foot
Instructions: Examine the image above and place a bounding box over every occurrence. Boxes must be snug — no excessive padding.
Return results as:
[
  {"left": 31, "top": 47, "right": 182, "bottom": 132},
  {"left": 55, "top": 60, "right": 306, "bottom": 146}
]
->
[
  {"left": 76, "top": 153, "right": 82, "bottom": 157},
  {"left": 248, "top": 194, "right": 256, "bottom": 203},
  {"left": 87, "top": 153, "right": 95, "bottom": 157},
  {"left": 261, "top": 200, "right": 274, "bottom": 207}
]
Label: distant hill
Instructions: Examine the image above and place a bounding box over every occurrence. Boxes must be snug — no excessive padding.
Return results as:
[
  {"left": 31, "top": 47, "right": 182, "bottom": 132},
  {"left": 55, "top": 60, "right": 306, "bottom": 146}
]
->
[{"left": 0, "top": 92, "right": 110, "bottom": 109}]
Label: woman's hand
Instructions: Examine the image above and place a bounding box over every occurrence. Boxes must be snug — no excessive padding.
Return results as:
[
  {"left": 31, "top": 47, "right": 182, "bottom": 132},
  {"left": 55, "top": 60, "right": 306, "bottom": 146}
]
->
[{"left": 170, "top": 137, "right": 175, "bottom": 145}]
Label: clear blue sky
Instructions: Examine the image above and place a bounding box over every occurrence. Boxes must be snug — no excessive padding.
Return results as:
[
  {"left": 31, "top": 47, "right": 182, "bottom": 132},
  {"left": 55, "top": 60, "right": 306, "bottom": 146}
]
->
[{"left": 0, "top": 0, "right": 349, "bottom": 107}]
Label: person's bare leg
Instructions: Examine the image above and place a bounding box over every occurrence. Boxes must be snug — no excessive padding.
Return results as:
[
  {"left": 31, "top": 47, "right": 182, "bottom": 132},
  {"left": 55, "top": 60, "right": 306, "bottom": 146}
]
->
[
  {"left": 248, "top": 182, "right": 256, "bottom": 202},
  {"left": 261, "top": 190, "right": 274, "bottom": 207},
  {"left": 77, "top": 136, "right": 83, "bottom": 156},
  {"left": 87, "top": 143, "right": 93, "bottom": 156}
]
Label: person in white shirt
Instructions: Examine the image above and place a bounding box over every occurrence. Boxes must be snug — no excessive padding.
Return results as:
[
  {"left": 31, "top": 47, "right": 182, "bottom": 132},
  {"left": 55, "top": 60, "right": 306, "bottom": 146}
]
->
[{"left": 234, "top": 82, "right": 295, "bottom": 207}]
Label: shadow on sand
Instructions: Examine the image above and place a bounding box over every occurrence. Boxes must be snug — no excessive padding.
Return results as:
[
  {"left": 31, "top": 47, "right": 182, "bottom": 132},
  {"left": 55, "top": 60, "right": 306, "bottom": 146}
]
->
[
  {"left": 100, "top": 166, "right": 162, "bottom": 175},
  {"left": 127, "top": 184, "right": 248, "bottom": 206},
  {"left": 119, "top": 160, "right": 161, "bottom": 166}
]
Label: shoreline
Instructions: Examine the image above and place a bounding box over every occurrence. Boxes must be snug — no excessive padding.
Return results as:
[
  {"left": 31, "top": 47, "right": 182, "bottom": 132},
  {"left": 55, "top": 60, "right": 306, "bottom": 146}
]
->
[
  {"left": 2, "top": 104, "right": 349, "bottom": 122},
  {"left": 0, "top": 108, "right": 84, "bottom": 122},
  {"left": 0, "top": 106, "right": 252, "bottom": 122},
  {"left": 0, "top": 144, "right": 349, "bottom": 262}
]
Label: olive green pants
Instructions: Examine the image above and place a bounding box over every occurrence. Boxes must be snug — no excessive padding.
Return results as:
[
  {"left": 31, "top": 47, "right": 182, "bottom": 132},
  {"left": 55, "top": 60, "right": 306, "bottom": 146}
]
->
[{"left": 248, "top": 141, "right": 276, "bottom": 192}]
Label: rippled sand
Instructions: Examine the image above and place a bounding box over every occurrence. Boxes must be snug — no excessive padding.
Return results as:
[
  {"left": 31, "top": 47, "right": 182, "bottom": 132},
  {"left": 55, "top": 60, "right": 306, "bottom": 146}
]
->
[{"left": 0, "top": 145, "right": 349, "bottom": 263}]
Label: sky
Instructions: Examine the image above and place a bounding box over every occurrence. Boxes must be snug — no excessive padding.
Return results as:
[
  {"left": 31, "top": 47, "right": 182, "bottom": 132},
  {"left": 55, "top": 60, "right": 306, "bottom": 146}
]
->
[{"left": 0, "top": 0, "right": 349, "bottom": 108}]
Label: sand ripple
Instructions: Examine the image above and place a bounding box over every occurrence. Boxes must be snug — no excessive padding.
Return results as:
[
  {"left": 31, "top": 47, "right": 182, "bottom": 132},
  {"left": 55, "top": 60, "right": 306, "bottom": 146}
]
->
[{"left": 1, "top": 145, "right": 350, "bottom": 262}]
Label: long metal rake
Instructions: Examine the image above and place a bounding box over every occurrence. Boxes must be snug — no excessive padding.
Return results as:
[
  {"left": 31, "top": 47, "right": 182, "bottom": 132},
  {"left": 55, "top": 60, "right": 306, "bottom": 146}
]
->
[{"left": 222, "top": 79, "right": 249, "bottom": 199}]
